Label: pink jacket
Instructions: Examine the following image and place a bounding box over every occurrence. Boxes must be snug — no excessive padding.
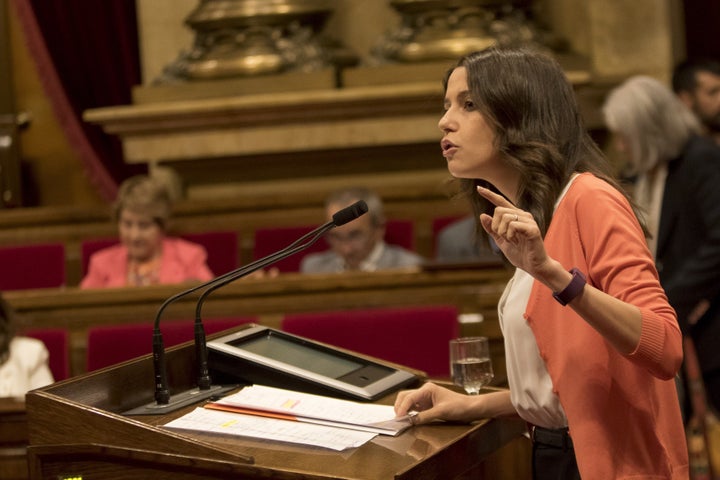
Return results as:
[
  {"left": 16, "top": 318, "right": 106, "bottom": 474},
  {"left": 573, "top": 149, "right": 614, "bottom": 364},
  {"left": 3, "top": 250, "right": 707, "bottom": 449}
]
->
[
  {"left": 80, "top": 237, "right": 214, "bottom": 289},
  {"left": 525, "top": 173, "right": 688, "bottom": 479}
]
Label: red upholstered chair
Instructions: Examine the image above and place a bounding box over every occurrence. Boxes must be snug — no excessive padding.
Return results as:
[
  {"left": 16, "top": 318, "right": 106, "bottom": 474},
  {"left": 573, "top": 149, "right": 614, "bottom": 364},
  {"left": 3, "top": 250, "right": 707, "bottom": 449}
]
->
[
  {"left": 161, "top": 317, "right": 256, "bottom": 347},
  {"left": 86, "top": 316, "right": 254, "bottom": 371},
  {"left": 80, "top": 237, "right": 116, "bottom": 276},
  {"left": 181, "top": 231, "right": 239, "bottom": 276},
  {"left": 86, "top": 322, "right": 154, "bottom": 372},
  {"left": 0, "top": 243, "right": 66, "bottom": 290},
  {"left": 253, "top": 219, "right": 416, "bottom": 273},
  {"left": 81, "top": 231, "right": 239, "bottom": 277},
  {"left": 281, "top": 305, "right": 459, "bottom": 377},
  {"left": 384, "top": 219, "right": 415, "bottom": 252},
  {"left": 22, "top": 328, "right": 70, "bottom": 381}
]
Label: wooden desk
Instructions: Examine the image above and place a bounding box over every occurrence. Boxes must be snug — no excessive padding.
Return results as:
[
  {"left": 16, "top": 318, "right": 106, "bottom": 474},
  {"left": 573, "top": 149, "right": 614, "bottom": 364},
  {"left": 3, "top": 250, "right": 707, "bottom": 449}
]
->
[
  {"left": 5, "top": 267, "right": 512, "bottom": 377},
  {"left": 25, "top": 334, "right": 528, "bottom": 479}
]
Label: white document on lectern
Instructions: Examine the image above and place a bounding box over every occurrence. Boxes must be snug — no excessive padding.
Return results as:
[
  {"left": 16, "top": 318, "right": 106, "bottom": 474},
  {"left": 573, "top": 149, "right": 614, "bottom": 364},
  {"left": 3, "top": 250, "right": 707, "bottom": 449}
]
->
[
  {"left": 164, "top": 406, "right": 376, "bottom": 451},
  {"left": 207, "top": 384, "right": 413, "bottom": 436}
]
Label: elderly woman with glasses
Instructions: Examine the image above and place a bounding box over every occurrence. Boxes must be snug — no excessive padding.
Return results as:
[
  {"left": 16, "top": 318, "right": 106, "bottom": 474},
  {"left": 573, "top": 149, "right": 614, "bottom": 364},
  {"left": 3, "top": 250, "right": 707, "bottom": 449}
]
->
[{"left": 80, "top": 174, "right": 214, "bottom": 288}]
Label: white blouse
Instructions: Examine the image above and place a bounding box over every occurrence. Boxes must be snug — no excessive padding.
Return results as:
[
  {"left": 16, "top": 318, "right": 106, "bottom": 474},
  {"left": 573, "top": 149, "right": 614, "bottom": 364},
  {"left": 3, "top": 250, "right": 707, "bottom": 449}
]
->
[
  {"left": 0, "top": 337, "right": 54, "bottom": 399},
  {"left": 499, "top": 268, "right": 567, "bottom": 428},
  {"left": 498, "top": 175, "right": 579, "bottom": 429}
]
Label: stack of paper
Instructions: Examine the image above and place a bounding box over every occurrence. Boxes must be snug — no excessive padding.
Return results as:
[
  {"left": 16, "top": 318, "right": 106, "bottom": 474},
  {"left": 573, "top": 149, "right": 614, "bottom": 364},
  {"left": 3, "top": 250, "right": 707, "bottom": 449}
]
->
[{"left": 164, "top": 385, "right": 413, "bottom": 451}]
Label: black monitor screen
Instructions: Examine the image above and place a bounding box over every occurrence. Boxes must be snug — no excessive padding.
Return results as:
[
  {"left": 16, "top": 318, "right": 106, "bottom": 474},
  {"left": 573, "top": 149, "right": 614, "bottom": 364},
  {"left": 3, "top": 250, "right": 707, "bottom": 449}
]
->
[{"left": 233, "top": 333, "right": 364, "bottom": 379}]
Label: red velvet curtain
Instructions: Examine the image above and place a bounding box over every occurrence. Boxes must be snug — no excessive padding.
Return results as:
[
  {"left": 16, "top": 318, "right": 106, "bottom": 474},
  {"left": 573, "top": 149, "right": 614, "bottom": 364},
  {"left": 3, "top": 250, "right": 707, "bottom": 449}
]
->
[{"left": 12, "top": 0, "right": 146, "bottom": 202}]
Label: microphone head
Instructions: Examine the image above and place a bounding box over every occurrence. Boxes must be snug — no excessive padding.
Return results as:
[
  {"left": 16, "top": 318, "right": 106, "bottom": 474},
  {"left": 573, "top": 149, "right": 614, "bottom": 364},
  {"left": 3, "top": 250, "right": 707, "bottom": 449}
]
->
[{"left": 332, "top": 200, "right": 368, "bottom": 226}]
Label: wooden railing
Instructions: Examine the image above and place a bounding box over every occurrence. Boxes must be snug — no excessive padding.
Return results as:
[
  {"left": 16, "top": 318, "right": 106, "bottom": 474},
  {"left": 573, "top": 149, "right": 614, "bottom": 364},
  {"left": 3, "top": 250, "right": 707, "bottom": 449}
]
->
[{"left": 5, "top": 266, "right": 511, "bottom": 379}]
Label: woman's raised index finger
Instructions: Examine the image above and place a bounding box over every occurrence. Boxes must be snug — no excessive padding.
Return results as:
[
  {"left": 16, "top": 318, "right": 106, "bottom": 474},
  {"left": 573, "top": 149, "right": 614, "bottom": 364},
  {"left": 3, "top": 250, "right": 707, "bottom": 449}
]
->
[{"left": 477, "top": 186, "right": 514, "bottom": 208}]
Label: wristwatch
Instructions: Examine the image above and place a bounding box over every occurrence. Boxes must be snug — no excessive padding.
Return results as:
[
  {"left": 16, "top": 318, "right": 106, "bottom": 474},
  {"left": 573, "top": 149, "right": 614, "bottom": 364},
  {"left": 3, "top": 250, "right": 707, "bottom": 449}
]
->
[{"left": 552, "top": 268, "right": 586, "bottom": 306}]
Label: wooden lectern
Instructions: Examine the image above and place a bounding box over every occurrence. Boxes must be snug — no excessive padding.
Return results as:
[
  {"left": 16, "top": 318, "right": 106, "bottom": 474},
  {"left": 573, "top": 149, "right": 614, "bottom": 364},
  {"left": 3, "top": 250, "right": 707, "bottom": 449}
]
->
[
  {"left": 0, "top": 397, "right": 28, "bottom": 480},
  {"left": 25, "top": 326, "right": 527, "bottom": 479}
]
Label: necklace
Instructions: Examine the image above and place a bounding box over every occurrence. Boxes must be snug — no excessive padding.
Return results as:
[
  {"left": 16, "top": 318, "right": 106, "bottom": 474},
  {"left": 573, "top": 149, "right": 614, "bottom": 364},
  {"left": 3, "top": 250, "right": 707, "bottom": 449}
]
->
[{"left": 127, "top": 254, "right": 161, "bottom": 286}]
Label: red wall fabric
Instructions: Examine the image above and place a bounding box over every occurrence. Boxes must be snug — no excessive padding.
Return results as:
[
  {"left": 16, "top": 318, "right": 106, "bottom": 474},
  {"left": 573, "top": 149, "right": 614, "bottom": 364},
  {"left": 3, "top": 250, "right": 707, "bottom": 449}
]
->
[{"left": 11, "top": 0, "right": 146, "bottom": 202}]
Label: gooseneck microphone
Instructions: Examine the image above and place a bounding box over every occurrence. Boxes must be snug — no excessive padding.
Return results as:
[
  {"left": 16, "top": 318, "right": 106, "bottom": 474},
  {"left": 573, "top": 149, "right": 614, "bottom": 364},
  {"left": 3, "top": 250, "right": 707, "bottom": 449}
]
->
[
  {"left": 192, "top": 199, "right": 369, "bottom": 391},
  {"left": 124, "top": 200, "right": 368, "bottom": 415}
]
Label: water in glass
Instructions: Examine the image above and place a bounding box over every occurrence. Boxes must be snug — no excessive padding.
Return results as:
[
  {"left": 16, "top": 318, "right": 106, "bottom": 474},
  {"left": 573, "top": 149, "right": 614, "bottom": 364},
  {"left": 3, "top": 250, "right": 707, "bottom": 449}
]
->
[{"left": 450, "top": 337, "right": 493, "bottom": 395}]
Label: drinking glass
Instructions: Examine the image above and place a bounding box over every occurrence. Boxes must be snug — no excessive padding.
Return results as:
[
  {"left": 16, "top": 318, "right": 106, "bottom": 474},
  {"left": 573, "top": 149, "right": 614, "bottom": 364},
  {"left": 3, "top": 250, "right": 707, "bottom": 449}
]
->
[{"left": 449, "top": 337, "right": 494, "bottom": 395}]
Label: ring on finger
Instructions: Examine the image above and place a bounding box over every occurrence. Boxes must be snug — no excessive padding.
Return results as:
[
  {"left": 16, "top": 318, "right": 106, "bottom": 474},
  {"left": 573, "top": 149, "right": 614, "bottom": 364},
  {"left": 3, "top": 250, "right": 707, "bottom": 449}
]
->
[{"left": 409, "top": 411, "right": 419, "bottom": 425}]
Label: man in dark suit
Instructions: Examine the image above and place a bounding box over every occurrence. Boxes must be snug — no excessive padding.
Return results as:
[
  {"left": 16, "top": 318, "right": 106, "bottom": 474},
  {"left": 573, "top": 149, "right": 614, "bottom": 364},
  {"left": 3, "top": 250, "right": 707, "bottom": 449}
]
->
[
  {"left": 604, "top": 75, "right": 720, "bottom": 414},
  {"left": 656, "top": 134, "right": 720, "bottom": 412}
]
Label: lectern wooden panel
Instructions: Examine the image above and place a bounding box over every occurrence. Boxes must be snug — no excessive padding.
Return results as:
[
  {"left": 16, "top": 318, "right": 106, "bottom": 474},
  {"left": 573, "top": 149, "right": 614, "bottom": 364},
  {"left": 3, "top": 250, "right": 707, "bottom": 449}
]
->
[
  {"left": 25, "top": 327, "right": 526, "bottom": 479},
  {"left": 0, "top": 398, "right": 29, "bottom": 480}
]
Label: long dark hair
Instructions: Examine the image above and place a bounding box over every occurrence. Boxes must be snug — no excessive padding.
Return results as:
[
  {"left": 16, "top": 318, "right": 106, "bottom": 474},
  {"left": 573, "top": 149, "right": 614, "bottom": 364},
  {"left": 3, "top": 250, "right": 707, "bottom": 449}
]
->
[{"left": 446, "top": 47, "right": 646, "bottom": 237}]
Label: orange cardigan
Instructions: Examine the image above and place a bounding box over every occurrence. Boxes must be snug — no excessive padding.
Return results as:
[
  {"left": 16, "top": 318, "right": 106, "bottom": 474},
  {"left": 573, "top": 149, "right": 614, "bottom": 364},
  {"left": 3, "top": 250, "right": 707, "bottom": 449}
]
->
[
  {"left": 80, "top": 237, "right": 214, "bottom": 289},
  {"left": 524, "top": 173, "right": 688, "bottom": 479}
]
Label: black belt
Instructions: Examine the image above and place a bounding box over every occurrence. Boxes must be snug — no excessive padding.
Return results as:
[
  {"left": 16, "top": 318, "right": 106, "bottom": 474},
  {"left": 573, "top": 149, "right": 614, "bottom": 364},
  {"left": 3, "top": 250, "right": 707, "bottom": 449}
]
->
[{"left": 531, "top": 425, "right": 574, "bottom": 451}]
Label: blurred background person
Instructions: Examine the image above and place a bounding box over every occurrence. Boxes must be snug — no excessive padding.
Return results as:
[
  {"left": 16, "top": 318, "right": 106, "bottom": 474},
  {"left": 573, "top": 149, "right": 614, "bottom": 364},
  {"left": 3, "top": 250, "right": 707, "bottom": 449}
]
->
[
  {"left": 672, "top": 58, "right": 720, "bottom": 146},
  {"left": 435, "top": 215, "right": 499, "bottom": 263},
  {"left": 300, "top": 186, "right": 424, "bottom": 273},
  {"left": 0, "top": 294, "right": 53, "bottom": 398},
  {"left": 80, "top": 174, "right": 214, "bottom": 288},
  {"left": 603, "top": 75, "right": 720, "bottom": 413}
]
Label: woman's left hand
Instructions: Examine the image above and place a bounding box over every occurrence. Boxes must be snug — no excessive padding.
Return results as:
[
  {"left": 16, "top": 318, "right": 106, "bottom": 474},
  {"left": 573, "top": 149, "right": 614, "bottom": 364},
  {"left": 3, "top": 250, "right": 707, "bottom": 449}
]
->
[{"left": 476, "top": 186, "right": 550, "bottom": 277}]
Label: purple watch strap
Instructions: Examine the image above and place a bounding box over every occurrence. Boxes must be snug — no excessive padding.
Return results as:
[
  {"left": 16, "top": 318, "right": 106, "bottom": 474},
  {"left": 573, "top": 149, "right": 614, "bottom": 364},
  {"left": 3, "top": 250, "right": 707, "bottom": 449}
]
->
[{"left": 552, "top": 268, "right": 586, "bottom": 306}]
